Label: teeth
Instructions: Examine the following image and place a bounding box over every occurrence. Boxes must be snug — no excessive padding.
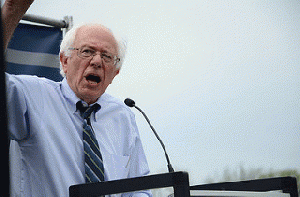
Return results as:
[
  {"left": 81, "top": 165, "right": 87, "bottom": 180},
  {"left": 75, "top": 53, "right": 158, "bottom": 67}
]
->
[{"left": 88, "top": 80, "right": 98, "bottom": 85}]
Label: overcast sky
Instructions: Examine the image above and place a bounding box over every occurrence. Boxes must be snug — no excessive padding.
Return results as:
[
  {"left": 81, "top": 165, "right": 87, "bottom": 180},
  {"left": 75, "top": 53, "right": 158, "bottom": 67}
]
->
[{"left": 11, "top": 0, "right": 300, "bottom": 185}]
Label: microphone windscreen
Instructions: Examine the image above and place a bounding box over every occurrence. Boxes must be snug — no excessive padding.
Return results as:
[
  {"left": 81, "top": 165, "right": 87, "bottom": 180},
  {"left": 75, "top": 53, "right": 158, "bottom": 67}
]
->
[{"left": 124, "top": 98, "right": 135, "bottom": 107}]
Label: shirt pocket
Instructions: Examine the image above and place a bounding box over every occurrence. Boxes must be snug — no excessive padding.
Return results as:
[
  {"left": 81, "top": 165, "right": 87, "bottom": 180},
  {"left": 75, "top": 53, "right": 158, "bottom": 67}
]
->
[{"left": 104, "top": 154, "right": 130, "bottom": 182}]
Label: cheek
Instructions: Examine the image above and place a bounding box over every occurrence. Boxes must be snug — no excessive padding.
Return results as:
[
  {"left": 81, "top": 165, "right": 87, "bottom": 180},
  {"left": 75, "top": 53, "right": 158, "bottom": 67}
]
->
[
  {"left": 104, "top": 67, "right": 119, "bottom": 83},
  {"left": 67, "top": 60, "right": 87, "bottom": 80}
]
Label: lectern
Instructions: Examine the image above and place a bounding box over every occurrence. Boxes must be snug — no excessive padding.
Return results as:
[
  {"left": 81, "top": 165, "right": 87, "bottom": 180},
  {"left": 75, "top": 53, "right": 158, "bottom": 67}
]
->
[
  {"left": 69, "top": 171, "right": 190, "bottom": 197},
  {"left": 70, "top": 173, "right": 298, "bottom": 197}
]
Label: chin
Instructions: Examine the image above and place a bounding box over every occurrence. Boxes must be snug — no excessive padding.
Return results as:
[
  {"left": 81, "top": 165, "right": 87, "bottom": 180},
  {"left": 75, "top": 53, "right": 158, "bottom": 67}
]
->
[{"left": 86, "top": 92, "right": 105, "bottom": 104}]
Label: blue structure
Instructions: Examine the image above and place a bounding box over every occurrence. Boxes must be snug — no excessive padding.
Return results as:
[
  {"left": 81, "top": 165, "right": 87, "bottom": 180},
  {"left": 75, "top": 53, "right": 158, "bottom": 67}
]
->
[{"left": 6, "top": 23, "right": 63, "bottom": 82}]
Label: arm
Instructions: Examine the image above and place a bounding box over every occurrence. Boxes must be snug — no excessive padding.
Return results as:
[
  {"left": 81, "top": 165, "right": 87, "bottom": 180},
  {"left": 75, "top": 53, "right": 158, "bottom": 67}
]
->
[
  {"left": 1, "top": 0, "right": 34, "bottom": 49},
  {"left": 6, "top": 73, "right": 30, "bottom": 141}
]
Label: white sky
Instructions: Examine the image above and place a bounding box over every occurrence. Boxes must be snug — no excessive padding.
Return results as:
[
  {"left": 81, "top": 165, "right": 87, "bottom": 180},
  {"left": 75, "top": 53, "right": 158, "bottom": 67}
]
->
[{"left": 18, "top": 0, "right": 300, "bottom": 185}]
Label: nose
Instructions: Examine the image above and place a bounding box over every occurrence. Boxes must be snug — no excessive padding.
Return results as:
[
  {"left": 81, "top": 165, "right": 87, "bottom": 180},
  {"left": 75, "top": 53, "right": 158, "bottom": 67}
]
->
[{"left": 90, "top": 54, "right": 103, "bottom": 68}]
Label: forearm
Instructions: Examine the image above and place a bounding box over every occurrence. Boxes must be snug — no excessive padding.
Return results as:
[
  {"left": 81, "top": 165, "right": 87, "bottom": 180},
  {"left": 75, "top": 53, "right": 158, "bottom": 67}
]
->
[{"left": 2, "top": 0, "right": 34, "bottom": 49}]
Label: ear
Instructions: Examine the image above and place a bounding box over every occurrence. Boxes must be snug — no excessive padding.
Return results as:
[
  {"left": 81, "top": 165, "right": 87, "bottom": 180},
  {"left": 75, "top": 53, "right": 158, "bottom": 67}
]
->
[
  {"left": 110, "top": 69, "right": 120, "bottom": 84},
  {"left": 60, "top": 52, "right": 69, "bottom": 74}
]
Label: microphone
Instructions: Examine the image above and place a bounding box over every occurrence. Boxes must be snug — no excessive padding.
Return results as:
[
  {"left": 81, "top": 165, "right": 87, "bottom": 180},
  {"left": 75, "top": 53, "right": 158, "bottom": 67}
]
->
[{"left": 124, "top": 98, "right": 174, "bottom": 173}]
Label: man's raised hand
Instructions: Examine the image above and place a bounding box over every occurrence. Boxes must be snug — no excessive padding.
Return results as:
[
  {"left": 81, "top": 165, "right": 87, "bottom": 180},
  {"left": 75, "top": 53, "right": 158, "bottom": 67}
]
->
[{"left": 2, "top": 0, "right": 34, "bottom": 48}]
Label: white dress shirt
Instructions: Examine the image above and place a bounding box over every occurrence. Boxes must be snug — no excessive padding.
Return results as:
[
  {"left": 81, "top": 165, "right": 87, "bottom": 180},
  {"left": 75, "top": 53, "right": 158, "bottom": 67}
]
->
[{"left": 6, "top": 73, "right": 152, "bottom": 197}]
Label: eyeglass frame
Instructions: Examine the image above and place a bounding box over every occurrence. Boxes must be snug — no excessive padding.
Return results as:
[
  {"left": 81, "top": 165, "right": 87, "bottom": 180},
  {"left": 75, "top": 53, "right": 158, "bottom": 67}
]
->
[{"left": 68, "top": 47, "right": 120, "bottom": 66}]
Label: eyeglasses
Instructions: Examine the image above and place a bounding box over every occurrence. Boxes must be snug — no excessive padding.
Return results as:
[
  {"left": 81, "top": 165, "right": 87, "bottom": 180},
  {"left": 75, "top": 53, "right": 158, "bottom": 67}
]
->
[{"left": 69, "top": 47, "right": 120, "bottom": 66}]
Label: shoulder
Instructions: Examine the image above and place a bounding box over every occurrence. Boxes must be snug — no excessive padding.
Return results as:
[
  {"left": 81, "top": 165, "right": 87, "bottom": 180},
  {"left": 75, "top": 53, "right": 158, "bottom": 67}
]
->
[
  {"left": 6, "top": 73, "right": 60, "bottom": 90},
  {"left": 99, "top": 93, "right": 134, "bottom": 116},
  {"left": 6, "top": 73, "right": 62, "bottom": 104},
  {"left": 97, "top": 94, "right": 139, "bottom": 138}
]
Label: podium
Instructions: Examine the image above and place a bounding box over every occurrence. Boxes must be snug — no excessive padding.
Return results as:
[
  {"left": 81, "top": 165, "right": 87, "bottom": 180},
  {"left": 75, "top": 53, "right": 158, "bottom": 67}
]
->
[
  {"left": 70, "top": 172, "right": 298, "bottom": 197},
  {"left": 70, "top": 171, "right": 190, "bottom": 197}
]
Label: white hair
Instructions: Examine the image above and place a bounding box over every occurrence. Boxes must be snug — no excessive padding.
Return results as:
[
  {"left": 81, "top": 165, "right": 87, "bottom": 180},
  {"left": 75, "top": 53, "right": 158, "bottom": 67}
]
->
[{"left": 59, "top": 23, "right": 127, "bottom": 77}]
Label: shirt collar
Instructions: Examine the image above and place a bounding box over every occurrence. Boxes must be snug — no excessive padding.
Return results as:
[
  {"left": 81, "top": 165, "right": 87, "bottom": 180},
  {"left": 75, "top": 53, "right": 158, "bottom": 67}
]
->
[
  {"left": 61, "top": 77, "right": 81, "bottom": 113},
  {"left": 61, "top": 77, "right": 102, "bottom": 121}
]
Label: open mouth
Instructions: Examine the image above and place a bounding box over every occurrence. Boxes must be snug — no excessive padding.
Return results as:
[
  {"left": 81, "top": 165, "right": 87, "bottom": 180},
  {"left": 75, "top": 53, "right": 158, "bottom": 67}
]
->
[{"left": 85, "top": 74, "right": 101, "bottom": 85}]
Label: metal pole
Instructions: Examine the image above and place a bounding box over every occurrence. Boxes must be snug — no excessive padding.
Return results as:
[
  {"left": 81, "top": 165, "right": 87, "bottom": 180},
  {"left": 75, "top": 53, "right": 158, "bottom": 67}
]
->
[
  {"left": 22, "top": 14, "right": 70, "bottom": 29},
  {"left": 63, "top": 16, "right": 74, "bottom": 33}
]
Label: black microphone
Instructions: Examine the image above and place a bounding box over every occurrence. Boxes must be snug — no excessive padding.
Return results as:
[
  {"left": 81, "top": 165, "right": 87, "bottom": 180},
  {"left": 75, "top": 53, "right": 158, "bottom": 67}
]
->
[{"left": 124, "top": 98, "right": 174, "bottom": 173}]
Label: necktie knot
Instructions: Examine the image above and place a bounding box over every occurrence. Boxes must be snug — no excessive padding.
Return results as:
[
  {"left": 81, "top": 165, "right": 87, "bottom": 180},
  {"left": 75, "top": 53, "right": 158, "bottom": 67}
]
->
[{"left": 76, "top": 101, "right": 101, "bottom": 120}]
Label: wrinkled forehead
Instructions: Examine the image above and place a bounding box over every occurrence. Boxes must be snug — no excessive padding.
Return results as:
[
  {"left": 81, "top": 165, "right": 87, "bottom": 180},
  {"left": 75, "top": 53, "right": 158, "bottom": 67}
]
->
[{"left": 74, "top": 25, "right": 118, "bottom": 54}]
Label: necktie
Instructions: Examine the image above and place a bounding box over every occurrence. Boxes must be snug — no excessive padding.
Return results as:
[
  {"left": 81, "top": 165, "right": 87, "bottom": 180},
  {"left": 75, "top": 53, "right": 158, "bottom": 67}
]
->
[{"left": 76, "top": 101, "right": 105, "bottom": 183}]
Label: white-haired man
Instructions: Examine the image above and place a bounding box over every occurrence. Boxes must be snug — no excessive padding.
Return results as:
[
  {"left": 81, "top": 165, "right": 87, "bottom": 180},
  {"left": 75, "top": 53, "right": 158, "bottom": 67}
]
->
[{"left": 3, "top": 0, "right": 152, "bottom": 196}]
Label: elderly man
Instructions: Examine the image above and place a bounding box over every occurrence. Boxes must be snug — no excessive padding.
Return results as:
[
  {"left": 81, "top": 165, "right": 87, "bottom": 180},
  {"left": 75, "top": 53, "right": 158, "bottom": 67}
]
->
[{"left": 2, "top": 0, "right": 152, "bottom": 196}]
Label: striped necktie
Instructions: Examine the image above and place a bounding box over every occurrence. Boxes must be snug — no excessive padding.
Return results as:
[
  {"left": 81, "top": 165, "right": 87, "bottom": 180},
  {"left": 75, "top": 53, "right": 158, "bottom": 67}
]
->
[{"left": 76, "top": 101, "right": 105, "bottom": 183}]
